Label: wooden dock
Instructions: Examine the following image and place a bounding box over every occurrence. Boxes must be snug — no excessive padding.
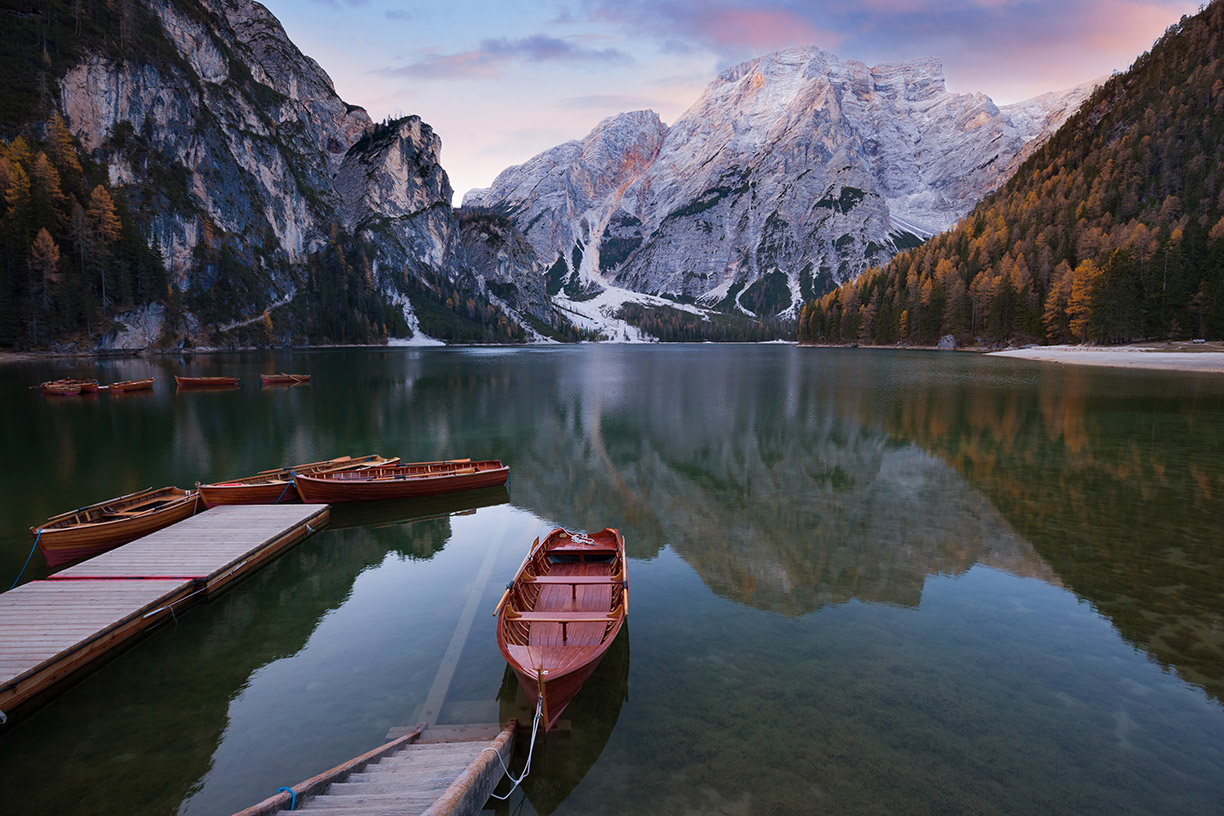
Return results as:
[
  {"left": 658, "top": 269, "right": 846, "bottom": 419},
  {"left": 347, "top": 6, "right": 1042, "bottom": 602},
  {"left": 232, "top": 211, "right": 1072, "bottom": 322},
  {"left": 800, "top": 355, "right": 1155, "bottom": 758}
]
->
[
  {"left": 234, "top": 721, "right": 517, "bottom": 816},
  {"left": 47, "top": 504, "right": 330, "bottom": 593},
  {"left": 0, "top": 504, "right": 329, "bottom": 721}
]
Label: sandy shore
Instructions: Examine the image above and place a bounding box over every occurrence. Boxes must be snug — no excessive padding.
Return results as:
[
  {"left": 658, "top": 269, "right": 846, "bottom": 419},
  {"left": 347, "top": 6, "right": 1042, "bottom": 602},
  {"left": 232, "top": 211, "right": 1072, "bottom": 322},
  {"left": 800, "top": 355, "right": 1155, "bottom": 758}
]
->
[{"left": 989, "top": 344, "right": 1224, "bottom": 373}]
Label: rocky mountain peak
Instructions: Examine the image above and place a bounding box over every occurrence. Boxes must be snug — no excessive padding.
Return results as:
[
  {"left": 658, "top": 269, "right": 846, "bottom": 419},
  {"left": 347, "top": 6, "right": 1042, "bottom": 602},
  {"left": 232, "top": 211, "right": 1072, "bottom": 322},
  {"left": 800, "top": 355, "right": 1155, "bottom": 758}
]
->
[{"left": 470, "top": 47, "right": 1099, "bottom": 318}]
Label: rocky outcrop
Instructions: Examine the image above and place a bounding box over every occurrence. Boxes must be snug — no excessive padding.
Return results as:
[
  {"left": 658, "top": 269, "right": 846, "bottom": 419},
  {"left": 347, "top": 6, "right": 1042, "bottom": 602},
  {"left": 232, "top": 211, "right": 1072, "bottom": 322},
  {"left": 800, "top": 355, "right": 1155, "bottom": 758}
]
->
[
  {"left": 468, "top": 110, "right": 668, "bottom": 297},
  {"left": 51, "top": 0, "right": 547, "bottom": 347},
  {"left": 468, "top": 48, "right": 1098, "bottom": 318},
  {"left": 456, "top": 210, "right": 555, "bottom": 324}
]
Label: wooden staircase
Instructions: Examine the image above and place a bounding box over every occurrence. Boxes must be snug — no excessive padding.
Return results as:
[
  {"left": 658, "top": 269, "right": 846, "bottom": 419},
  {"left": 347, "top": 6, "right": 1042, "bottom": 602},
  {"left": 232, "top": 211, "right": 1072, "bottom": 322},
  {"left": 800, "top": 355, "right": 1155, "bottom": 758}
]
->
[{"left": 234, "top": 722, "right": 516, "bottom": 816}]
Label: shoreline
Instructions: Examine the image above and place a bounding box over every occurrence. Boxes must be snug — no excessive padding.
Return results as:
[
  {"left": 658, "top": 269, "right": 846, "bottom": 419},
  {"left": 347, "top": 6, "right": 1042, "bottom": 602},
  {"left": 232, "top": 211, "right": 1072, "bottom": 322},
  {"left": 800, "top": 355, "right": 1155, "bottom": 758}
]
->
[
  {"left": 807, "top": 340, "right": 1224, "bottom": 373},
  {"left": 5, "top": 341, "right": 1224, "bottom": 374},
  {"left": 986, "top": 344, "right": 1224, "bottom": 373}
]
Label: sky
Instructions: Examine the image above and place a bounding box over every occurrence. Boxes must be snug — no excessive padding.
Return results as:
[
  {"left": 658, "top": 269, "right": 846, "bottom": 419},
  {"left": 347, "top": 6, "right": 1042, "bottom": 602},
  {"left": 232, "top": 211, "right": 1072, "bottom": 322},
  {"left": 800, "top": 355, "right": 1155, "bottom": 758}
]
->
[{"left": 260, "top": 0, "right": 1201, "bottom": 200}]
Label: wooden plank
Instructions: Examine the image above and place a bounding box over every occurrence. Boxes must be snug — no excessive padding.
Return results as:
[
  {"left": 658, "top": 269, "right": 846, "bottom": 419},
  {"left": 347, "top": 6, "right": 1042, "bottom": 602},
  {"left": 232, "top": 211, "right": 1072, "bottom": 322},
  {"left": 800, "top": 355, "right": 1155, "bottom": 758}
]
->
[
  {"left": 509, "top": 611, "right": 615, "bottom": 623},
  {"left": 526, "top": 575, "right": 620, "bottom": 585},
  {"left": 48, "top": 505, "right": 329, "bottom": 591},
  {"left": 0, "top": 579, "right": 193, "bottom": 714},
  {"left": 2, "top": 505, "right": 329, "bottom": 721}
]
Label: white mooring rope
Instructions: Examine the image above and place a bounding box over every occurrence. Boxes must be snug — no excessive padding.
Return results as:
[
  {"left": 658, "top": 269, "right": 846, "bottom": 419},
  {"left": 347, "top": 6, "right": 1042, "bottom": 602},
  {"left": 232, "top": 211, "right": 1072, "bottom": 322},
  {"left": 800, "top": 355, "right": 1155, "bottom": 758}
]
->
[{"left": 484, "top": 697, "right": 543, "bottom": 800}]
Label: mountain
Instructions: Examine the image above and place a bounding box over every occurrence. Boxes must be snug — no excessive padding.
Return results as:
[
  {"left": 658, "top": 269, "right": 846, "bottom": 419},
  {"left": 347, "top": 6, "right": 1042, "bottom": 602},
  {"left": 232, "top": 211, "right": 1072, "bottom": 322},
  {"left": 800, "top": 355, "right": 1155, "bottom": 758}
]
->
[
  {"left": 0, "top": 0, "right": 564, "bottom": 350},
  {"left": 801, "top": 4, "right": 1224, "bottom": 346},
  {"left": 466, "top": 48, "right": 1096, "bottom": 319}
]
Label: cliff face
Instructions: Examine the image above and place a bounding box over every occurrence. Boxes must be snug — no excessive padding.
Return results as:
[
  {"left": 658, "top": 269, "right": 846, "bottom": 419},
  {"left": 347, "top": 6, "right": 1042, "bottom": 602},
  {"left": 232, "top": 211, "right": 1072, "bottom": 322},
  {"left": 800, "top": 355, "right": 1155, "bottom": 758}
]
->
[
  {"left": 36, "top": 0, "right": 550, "bottom": 348},
  {"left": 59, "top": 0, "right": 370, "bottom": 283},
  {"left": 467, "top": 48, "right": 1097, "bottom": 318}
]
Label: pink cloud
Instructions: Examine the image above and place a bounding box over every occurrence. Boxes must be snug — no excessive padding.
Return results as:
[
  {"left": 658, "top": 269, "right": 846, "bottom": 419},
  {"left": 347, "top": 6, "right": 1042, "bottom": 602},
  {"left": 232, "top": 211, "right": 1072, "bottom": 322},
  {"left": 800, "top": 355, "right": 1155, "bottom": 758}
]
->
[{"left": 695, "top": 8, "right": 844, "bottom": 51}]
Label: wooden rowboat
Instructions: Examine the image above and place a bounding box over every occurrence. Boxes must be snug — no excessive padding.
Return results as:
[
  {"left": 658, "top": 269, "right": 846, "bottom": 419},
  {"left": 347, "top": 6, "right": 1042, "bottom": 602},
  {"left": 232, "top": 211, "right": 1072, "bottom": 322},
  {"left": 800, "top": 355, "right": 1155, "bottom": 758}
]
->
[
  {"left": 175, "top": 376, "right": 240, "bottom": 389},
  {"left": 41, "top": 378, "right": 97, "bottom": 395},
  {"left": 32, "top": 486, "right": 200, "bottom": 568},
  {"left": 260, "top": 372, "right": 310, "bottom": 385},
  {"left": 294, "top": 459, "right": 509, "bottom": 504},
  {"left": 197, "top": 454, "right": 400, "bottom": 508},
  {"left": 495, "top": 528, "right": 628, "bottom": 732},
  {"left": 107, "top": 377, "right": 155, "bottom": 393}
]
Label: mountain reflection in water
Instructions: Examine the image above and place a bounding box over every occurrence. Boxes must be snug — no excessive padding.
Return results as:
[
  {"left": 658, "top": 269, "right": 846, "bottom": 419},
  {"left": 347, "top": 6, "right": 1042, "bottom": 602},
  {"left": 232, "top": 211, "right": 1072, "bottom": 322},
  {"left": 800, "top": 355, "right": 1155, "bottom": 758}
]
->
[{"left": 504, "top": 348, "right": 1224, "bottom": 702}]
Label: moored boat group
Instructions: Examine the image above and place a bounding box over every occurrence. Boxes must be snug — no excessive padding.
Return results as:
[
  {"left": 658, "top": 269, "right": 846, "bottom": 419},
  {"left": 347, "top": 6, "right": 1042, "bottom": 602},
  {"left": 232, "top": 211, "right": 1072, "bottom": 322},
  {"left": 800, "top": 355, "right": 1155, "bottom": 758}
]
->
[
  {"left": 29, "top": 452, "right": 510, "bottom": 569},
  {"left": 37, "top": 372, "right": 312, "bottom": 396}
]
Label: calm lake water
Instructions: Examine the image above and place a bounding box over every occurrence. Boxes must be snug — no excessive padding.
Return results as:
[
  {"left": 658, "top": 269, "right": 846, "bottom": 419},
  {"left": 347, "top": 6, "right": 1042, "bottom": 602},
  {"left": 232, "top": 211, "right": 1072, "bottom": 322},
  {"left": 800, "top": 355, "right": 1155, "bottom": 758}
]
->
[{"left": 2, "top": 345, "right": 1224, "bottom": 815}]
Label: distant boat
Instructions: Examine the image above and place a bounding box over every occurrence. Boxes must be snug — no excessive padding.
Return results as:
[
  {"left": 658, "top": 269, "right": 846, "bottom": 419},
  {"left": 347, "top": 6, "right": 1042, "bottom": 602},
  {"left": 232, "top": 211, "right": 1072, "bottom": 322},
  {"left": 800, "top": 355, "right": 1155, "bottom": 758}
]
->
[
  {"left": 495, "top": 528, "right": 628, "bottom": 732},
  {"left": 293, "top": 459, "right": 508, "bottom": 503},
  {"left": 33, "top": 486, "right": 200, "bottom": 568},
  {"left": 197, "top": 454, "right": 400, "bottom": 508},
  {"left": 41, "top": 378, "right": 97, "bottom": 395},
  {"left": 107, "top": 377, "right": 155, "bottom": 393},
  {"left": 175, "top": 376, "right": 240, "bottom": 389},
  {"left": 260, "top": 373, "right": 310, "bottom": 385}
]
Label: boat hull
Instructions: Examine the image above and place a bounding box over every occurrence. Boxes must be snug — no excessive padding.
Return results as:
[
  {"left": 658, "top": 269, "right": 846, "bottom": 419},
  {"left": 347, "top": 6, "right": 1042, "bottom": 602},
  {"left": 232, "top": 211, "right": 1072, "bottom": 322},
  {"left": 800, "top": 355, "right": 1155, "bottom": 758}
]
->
[
  {"left": 109, "top": 378, "right": 155, "bottom": 393},
  {"left": 496, "top": 528, "right": 627, "bottom": 732},
  {"left": 294, "top": 461, "right": 509, "bottom": 503},
  {"left": 509, "top": 653, "right": 608, "bottom": 732},
  {"left": 41, "top": 378, "right": 98, "bottom": 394},
  {"left": 175, "top": 376, "right": 239, "bottom": 389},
  {"left": 260, "top": 373, "right": 310, "bottom": 385},
  {"left": 35, "top": 491, "right": 199, "bottom": 568},
  {"left": 198, "top": 481, "right": 297, "bottom": 508},
  {"left": 198, "top": 454, "right": 400, "bottom": 508}
]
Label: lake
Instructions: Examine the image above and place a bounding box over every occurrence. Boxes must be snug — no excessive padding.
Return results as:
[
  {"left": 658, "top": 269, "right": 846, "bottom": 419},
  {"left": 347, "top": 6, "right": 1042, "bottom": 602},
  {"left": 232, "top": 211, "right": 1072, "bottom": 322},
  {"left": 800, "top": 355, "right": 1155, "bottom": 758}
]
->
[{"left": 1, "top": 345, "right": 1223, "bottom": 815}]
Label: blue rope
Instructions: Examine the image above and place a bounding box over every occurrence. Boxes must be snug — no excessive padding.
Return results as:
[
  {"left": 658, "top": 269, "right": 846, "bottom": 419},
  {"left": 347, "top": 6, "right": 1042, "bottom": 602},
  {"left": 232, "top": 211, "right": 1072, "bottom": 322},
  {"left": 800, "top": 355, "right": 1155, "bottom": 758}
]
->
[
  {"left": 277, "top": 787, "right": 296, "bottom": 811},
  {"left": 274, "top": 479, "right": 294, "bottom": 505},
  {"left": 9, "top": 530, "right": 41, "bottom": 590}
]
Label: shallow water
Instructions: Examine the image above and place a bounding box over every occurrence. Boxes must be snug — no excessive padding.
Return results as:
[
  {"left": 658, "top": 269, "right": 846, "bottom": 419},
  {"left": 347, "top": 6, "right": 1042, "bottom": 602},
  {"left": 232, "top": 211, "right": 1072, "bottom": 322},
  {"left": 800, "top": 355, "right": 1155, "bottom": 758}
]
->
[{"left": 1, "top": 346, "right": 1223, "bottom": 815}]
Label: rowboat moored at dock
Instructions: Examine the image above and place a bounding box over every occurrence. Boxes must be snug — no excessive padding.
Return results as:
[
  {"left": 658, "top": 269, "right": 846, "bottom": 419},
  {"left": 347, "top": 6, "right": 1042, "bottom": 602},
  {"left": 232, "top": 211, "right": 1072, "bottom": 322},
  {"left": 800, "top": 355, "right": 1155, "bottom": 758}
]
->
[
  {"left": 293, "top": 459, "right": 509, "bottom": 503},
  {"left": 495, "top": 528, "right": 628, "bottom": 732},
  {"left": 32, "top": 486, "right": 200, "bottom": 568},
  {"left": 197, "top": 454, "right": 399, "bottom": 508}
]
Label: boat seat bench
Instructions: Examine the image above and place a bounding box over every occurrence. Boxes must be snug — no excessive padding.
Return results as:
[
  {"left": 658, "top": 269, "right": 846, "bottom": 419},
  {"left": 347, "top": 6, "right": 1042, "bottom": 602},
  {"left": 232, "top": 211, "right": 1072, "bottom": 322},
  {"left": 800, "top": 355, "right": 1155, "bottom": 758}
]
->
[
  {"left": 509, "top": 611, "right": 616, "bottom": 623},
  {"left": 527, "top": 575, "right": 621, "bottom": 585},
  {"left": 547, "top": 546, "right": 618, "bottom": 555}
]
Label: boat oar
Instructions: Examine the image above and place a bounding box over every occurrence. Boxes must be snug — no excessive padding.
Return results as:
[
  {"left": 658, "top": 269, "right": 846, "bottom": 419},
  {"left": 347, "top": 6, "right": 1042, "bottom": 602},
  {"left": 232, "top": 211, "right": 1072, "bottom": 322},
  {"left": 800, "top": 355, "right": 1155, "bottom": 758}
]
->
[{"left": 492, "top": 537, "right": 538, "bottom": 616}]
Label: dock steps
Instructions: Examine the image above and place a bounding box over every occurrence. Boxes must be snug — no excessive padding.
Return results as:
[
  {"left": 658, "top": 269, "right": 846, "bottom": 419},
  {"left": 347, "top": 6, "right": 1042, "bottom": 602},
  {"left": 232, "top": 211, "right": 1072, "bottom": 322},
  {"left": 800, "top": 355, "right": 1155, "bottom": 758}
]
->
[{"left": 235, "top": 721, "right": 517, "bottom": 816}]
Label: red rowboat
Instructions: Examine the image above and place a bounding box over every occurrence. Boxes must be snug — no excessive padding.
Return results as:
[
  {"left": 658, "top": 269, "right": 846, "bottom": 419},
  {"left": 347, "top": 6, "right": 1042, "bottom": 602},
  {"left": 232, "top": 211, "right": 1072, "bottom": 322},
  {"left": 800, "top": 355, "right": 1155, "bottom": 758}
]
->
[
  {"left": 260, "top": 373, "right": 310, "bottom": 385},
  {"left": 175, "top": 376, "right": 240, "bottom": 389},
  {"left": 32, "top": 486, "right": 200, "bottom": 568},
  {"left": 197, "top": 454, "right": 400, "bottom": 508},
  {"left": 107, "top": 377, "right": 155, "bottom": 393},
  {"left": 495, "top": 528, "right": 628, "bottom": 732},
  {"left": 293, "top": 459, "right": 509, "bottom": 503}
]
